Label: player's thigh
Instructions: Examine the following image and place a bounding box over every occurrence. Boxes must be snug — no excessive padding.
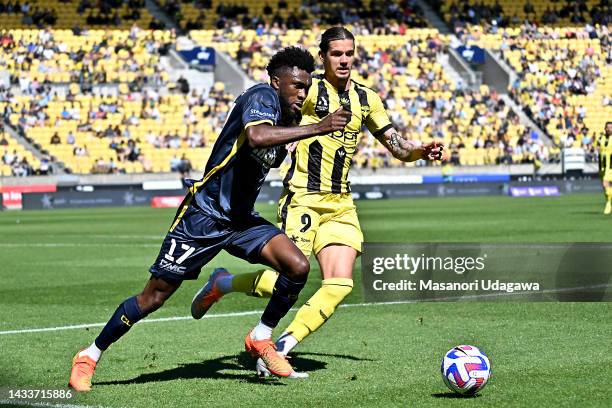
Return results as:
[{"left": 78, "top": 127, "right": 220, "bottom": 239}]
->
[
  {"left": 314, "top": 206, "right": 362, "bottom": 280},
  {"left": 149, "top": 206, "right": 228, "bottom": 285},
  {"left": 259, "top": 234, "right": 310, "bottom": 279},
  {"left": 278, "top": 192, "right": 321, "bottom": 258},
  {"left": 314, "top": 206, "right": 363, "bottom": 257},
  {"left": 224, "top": 215, "right": 286, "bottom": 265}
]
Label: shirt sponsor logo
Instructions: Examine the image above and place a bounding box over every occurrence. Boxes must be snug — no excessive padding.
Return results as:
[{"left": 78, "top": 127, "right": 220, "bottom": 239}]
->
[
  {"left": 251, "top": 146, "right": 280, "bottom": 168},
  {"left": 250, "top": 109, "right": 276, "bottom": 120}
]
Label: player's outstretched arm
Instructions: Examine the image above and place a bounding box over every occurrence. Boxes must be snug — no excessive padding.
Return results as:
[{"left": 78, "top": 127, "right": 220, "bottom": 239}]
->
[
  {"left": 376, "top": 127, "right": 445, "bottom": 162},
  {"left": 246, "top": 107, "right": 351, "bottom": 149}
]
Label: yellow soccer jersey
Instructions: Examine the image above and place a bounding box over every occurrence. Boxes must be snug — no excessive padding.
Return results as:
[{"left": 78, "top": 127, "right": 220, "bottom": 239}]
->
[
  {"left": 596, "top": 134, "right": 612, "bottom": 175},
  {"left": 283, "top": 75, "right": 392, "bottom": 193}
]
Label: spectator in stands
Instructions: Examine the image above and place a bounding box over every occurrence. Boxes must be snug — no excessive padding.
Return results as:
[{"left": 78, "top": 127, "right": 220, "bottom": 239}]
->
[
  {"left": 188, "top": 130, "right": 205, "bottom": 148},
  {"left": 177, "top": 153, "right": 192, "bottom": 176},
  {"left": 12, "top": 156, "right": 32, "bottom": 176},
  {"left": 39, "top": 155, "right": 51, "bottom": 175},
  {"left": 50, "top": 132, "right": 61, "bottom": 144},
  {"left": 0, "top": 135, "right": 8, "bottom": 146},
  {"left": 91, "top": 157, "right": 107, "bottom": 174},
  {"left": 108, "top": 157, "right": 118, "bottom": 173},
  {"left": 177, "top": 76, "right": 189, "bottom": 94},
  {"left": 169, "top": 154, "right": 181, "bottom": 172},
  {"left": 125, "top": 139, "right": 140, "bottom": 162},
  {"left": 74, "top": 145, "right": 88, "bottom": 157},
  {"left": 2, "top": 148, "right": 16, "bottom": 165},
  {"left": 168, "top": 132, "right": 181, "bottom": 149},
  {"left": 66, "top": 131, "right": 76, "bottom": 145}
]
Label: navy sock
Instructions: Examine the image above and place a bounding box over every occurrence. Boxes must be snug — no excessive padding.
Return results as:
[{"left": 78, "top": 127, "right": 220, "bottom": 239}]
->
[
  {"left": 95, "top": 296, "right": 146, "bottom": 350},
  {"left": 260, "top": 274, "right": 306, "bottom": 328}
]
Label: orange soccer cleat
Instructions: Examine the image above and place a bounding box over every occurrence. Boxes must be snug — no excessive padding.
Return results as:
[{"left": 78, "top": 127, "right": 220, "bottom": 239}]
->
[
  {"left": 191, "top": 268, "right": 231, "bottom": 319},
  {"left": 245, "top": 330, "right": 295, "bottom": 378},
  {"left": 68, "top": 351, "right": 97, "bottom": 392}
]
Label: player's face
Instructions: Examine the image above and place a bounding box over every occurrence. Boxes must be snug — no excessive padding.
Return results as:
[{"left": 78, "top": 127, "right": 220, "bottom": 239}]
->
[
  {"left": 321, "top": 39, "right": 355, "bottom": 82},
  {"left": 606, "top": 123, "right": 612, "bottom": 136},
  {"left": 275, "top": 67, "right": 312, "bottom": 123}
]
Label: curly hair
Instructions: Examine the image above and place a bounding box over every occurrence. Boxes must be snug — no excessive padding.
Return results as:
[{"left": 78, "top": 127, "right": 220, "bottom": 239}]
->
[{"left": 266, "top": 46, "right": 316, "bottom": 78}]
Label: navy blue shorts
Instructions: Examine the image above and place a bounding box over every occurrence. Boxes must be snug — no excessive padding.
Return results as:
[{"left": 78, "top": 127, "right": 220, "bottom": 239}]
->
[{"left": 149, "top": 203, "right": 282, "bottom": 285}]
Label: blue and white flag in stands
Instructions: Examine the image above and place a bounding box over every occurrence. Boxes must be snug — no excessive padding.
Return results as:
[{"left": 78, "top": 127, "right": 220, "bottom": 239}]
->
[
  {"left": 455, "top": 45, "right": 486, "bottom": 64},
  {"left": 178, "top": 47, "right": 216, "bottom": 66}
]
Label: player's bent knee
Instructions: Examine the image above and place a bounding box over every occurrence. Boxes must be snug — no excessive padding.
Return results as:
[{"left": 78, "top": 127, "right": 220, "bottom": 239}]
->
[{"left": 288, "top": 255, "right": 310, "bottom": 280}]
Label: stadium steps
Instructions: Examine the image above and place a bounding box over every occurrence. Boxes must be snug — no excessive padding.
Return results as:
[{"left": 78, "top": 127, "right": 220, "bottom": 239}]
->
[
  {"left": 437, "top": 53, "right": 471, "bottom": 90},
  {"left": 415, "top": 0, "right": 452, "bottom": 34},
  {"left": 160, "top": 48, "right": 215, "bottom": 94},
  {"left": 500, "top": 94, "right": 551, "bottom": 146},
  {"left": 2, "top": 120, "right": 65, "bottom": 173},
  {"left": 484, "top": 50, "right": 551, "bottom": 145},
  {"left": 214, "top": 51, "right": 254, "bottom": 97},
  {"left": 145, "top": 0, "right": 179, "bottom": 30}
]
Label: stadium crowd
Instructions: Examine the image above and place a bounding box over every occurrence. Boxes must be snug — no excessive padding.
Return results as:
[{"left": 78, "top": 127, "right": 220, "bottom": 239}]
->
[
  {"left": 446, "top": 21, "right": 610, "bottom": 164},
  {"left": 434, "top": 0, "right": 611, "bottom": 31},
  {"left": 0, "top": 26, "right": 173, "bottom": 86},
  {"left": 0, "top": 0, "right": 609, "bottom": 175},
  {"left": 161, "top": 0, "right": 428, "bottom": 32},
  {"left": 0, "top": 0, "right": 160, "bottom": 29},
  {"left": 193, "top": 25, "right": 553, "bottom": 167},
  {"left": 3, "top": 80, "right": 232, "bottom": 174}
]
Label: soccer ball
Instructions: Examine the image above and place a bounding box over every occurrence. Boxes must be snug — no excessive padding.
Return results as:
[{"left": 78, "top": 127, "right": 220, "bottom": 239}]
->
[{"left": 441, "top": 345, "right": 491, "bottom": 395}]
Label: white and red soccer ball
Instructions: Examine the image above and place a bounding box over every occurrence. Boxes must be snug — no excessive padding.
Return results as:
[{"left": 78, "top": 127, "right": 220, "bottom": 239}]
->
[{"left": 441, "top": 345, "right": 491, "bottom": 395}]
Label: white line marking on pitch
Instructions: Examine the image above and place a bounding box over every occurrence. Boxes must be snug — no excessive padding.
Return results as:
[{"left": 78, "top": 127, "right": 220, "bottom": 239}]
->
[
  {"left": 1, "top": 283, "right": 610, "bottom": 336},
  {"left": 0, "top": 243, "right": 159, "bottom": 248},
  {"left": 0, "top": 400, "right": 116, "bottom": 408}
]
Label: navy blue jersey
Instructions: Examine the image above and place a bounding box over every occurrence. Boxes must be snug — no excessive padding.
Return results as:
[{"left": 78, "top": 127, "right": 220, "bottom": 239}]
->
[{"left": 185, "top": 83, "right": 287, "bottom": 223}]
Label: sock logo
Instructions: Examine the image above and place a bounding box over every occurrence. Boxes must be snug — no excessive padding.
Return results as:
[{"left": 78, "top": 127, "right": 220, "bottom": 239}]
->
[{"left": 121, "top": 315, "right": 132, "bottom": 327}]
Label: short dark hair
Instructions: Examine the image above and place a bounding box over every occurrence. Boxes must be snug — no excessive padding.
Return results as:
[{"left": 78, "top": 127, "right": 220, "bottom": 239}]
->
[
  {"left": 606, "top": 121, "right": 612, "bottom": 127},
  {"left": 266, "top": 46, "right": 315, "bottom": 78},
  {"left": 319, "top": 26, "right": 355, "bottom": 54}
]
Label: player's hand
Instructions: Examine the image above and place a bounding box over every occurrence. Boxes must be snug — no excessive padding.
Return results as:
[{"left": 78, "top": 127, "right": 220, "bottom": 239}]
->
[
  {"left": 319, "top": 107, "right": 352, "bottom": 134},
  {"left": 421, "top": 141, "right": 446, "bottom": 161},
  {"left": 286, "top": 141, "right": 299, "bottom": 153}
]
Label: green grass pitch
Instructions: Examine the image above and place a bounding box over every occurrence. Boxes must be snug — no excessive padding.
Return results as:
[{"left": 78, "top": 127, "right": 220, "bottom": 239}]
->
[{"left": 0, "top": 193, "right": 610, "bottom": 407}]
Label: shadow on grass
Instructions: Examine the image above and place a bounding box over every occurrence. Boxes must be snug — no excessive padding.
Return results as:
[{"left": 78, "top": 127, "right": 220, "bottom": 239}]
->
[
  {"left": 96, "top": 351, "right": 371, "bottom": 386},
  {"left": 289, "top": 351, "right": 375, "bottom": 372},
  {"left": 431, "top": 392, "right": 482, "bottom": 399}
]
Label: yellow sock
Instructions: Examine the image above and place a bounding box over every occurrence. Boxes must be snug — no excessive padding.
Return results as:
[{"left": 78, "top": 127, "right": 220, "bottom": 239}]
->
[
  {"left": 605, "top": 187, "right": 612, "bottom": 214},
  {"left": 284, "top": 278, "right": 353, "bottom": 342},
  {"left": 231, "top": 269, "right": 277, "bottom": 297}
]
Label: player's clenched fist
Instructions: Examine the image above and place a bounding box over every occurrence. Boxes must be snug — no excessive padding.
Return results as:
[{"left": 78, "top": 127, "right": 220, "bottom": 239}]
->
[{"left": 318, "top": 106, "right": 352, "bottom": 134}]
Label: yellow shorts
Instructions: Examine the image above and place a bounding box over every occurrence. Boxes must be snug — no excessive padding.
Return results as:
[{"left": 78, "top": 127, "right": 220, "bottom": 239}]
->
[
  {"left": 277, "top": 189, "right": 363, "bottom": 257},
  {"left": 602, "top": 171, "right": 612, "bottom": 183}
]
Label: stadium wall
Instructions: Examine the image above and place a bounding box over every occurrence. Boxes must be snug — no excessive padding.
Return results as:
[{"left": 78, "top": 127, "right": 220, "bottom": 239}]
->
[
  {"left": 3, "top": 165, "right": 602, "bottom": 211},
  {"left": 0, "top": 163, "right": 600, "bottom": 187},
  {"left": 11, "top": 177, "right": 603, "bottom": 211},
  {"left": 17, "top": 178, "right": 603, "bottom": 211}
]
